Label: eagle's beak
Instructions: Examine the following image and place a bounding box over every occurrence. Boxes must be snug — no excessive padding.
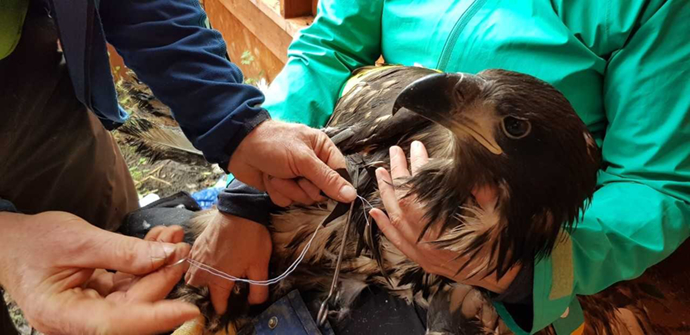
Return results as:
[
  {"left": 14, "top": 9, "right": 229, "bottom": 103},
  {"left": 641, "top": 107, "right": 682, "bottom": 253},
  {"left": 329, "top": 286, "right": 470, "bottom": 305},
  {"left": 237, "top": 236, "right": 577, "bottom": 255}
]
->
[{"left": 393, "top": 73, "right": 503, "bottom": 155}]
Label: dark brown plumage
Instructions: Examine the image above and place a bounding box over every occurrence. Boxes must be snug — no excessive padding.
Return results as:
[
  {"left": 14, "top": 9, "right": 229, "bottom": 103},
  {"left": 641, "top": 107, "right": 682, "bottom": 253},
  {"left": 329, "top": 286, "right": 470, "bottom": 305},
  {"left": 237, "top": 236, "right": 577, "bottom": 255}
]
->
[{"left": 148, "top": 65, "right": 651, "bottom": 334}]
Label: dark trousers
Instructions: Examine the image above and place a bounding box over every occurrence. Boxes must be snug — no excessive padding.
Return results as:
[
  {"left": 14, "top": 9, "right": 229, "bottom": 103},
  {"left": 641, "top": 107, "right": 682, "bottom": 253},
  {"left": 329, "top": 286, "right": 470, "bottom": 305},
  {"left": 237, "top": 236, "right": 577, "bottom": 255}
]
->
[
  {"left": 0, "top": 4, "right": 138, "bottom": 334},
  {"left": 0, "top": 291, "right": 16, "bottom": 335}
]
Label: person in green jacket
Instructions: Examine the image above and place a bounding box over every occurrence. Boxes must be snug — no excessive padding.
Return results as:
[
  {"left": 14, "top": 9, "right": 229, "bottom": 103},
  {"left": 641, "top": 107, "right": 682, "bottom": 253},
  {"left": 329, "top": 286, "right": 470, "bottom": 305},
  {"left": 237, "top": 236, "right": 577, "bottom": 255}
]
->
[{"left": 192, "top": 1, "right": 689, "bottom": 334}]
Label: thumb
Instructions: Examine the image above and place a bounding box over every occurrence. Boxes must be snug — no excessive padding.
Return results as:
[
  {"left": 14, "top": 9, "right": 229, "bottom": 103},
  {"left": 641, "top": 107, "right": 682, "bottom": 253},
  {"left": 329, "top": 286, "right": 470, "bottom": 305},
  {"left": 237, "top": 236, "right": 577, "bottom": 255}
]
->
[
  {"left": 300, "top": 156, "right": 356, "bottom": 203},
  {"left": 72, "top": 230, "right": 180, "bottom": 275},
  {"left": 119, "top": 243, "right": 191, "bottom": 303},
  {"left": 299, "top": 133, "right": 356, "bottom": 203},
  {"left": 92, "top": 300, "right": 200, "bottom": 335},
  {"left": 298, "top": 130, "right": 357, "bottom": 203}
]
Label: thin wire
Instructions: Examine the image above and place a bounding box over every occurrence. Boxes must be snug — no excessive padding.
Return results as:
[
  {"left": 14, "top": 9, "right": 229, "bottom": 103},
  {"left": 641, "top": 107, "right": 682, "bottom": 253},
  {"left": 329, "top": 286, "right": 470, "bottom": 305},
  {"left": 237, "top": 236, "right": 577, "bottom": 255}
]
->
[
  {"left": 173, "top": 220, "right": 324, "bottom": 286},
  {"left": 357, "top": 195, "right": 375, "bottom": 227}
]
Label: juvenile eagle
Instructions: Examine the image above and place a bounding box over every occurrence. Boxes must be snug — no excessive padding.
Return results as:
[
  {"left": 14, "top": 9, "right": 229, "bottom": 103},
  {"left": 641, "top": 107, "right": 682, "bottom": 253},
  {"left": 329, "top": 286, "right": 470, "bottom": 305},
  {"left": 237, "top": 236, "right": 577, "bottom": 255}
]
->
[{"left": 131, "top": 66, "right": 653, "bottom": 334}]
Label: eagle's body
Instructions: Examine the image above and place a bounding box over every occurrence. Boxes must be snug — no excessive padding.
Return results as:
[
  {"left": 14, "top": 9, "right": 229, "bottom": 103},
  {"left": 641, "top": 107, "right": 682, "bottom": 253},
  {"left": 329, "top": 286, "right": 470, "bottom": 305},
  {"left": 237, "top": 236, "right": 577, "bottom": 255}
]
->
[{"left": 164, "top": 66, "right": 651, "bottom": 334}]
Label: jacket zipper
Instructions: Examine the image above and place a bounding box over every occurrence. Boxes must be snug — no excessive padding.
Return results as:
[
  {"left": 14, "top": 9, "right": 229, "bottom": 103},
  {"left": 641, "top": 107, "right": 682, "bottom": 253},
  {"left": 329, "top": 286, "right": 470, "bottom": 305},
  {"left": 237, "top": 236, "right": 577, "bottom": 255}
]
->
[{"left": 436, "top": 0, "right": 488, "bottom": 71}]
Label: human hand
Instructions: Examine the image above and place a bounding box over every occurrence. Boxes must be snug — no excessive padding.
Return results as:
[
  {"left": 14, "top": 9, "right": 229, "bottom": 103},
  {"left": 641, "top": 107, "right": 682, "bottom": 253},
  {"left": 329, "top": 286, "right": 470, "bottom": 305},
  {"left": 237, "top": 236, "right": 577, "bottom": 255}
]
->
[
  {"left": 228, "top": 119, "right": 355, "bottom": 207},
  {"left": 185, "top": 212, "right": 272, "bottom": 314},
  {"left": 0, "top": 211, "right": 200, "bottom": 335},
  {"left": 369, "top": 141, "right": 518, "bottom": 293}
]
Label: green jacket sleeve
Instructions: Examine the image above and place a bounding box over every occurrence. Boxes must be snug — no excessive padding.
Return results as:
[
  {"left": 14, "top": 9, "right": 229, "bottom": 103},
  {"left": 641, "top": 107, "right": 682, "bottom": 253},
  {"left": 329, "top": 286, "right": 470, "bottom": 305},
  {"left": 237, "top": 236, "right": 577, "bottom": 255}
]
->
[
  {"left": 261, "top": 0, "right": 383, "bottom": 127},
  {"left": 501, "top": 2, "right": 690, "bottom": 333}
]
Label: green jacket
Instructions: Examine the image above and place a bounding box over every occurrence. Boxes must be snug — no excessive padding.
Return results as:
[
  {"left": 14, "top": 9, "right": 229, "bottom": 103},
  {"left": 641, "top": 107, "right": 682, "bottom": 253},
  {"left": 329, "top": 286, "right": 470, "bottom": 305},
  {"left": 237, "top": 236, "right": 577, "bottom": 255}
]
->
[{"left": 263, "top": 0, "right": 690, "bottom": 333}]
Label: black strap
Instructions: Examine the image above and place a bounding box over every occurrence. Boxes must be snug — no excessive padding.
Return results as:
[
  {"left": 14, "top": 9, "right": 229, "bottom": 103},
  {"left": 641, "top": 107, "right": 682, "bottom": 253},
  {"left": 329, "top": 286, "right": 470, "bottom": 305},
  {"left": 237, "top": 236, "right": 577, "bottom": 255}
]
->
[{"left": 320, "top": 168, "right": 355, "bottom": 227}]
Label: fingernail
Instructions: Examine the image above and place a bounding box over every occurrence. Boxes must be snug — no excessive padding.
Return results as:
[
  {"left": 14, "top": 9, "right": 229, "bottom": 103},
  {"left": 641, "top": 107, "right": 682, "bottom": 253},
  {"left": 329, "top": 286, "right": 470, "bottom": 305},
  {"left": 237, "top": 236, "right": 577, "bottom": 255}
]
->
[
  {"left": 413, "top": 141, "right": 422, "bottom": 149},
  {"left": 155, "top": 243, "right": 176, "bottom": 260},
  {"left": 339, "top": 185, "right": 357, "bottom": 201},
  {"left": 375, "top": 167, "right": 385, "bottom": 178}
]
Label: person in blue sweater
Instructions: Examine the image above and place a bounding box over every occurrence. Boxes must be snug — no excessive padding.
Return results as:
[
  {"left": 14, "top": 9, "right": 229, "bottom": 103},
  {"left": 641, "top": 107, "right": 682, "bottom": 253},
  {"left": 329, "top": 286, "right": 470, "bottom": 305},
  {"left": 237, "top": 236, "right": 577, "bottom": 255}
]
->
[{"left": 0, "top": 0, "right": 355, "bottom": 334}]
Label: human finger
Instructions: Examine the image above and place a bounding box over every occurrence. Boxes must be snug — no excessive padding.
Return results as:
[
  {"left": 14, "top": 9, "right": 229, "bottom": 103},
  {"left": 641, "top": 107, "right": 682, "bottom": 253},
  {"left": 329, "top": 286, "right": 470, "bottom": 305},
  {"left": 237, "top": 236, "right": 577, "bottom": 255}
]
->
[
  {"left": 247, "top": 262, "right": 269, "bottom": 305},
  {"left": 158, "top": 226, "right": 185, "bottom": 244},
  {"left": 472, "top": 185, "right": 498, "bottom": 211},
  {"left": 410, "top": 141, "right": 430, "bottom": 175},
  {"left": 298, "top": 155, "right": 356, "bottom": 203},
  {"left": 369, "top": 209, "right": 419, "bottom": 262},
  {"left": 375, "top": 168, "right": 420, "bottom": 241},
  {"left": 264, "top": 174, "right": 293, "bottom": 207},
  {"left": 297, "top": 178, "right": 327, "bottom": 202},
  {"left": 210, "top": 283, "right": 233, "bottom": 315},
  {"left": 389, "top": 146, "right": 410, "bottom": 180},
  {"left": 92, "top": 299, "right": 200, "bottom": 335},
  {"left": 85, "top": 269, "right": 115, "bottom": 296},
  {"left": 299, "top": 131, "right": 356, "bottom": 203},
  {"left": 375, "top": 168, "right": 403, "bottom": 226},
  {"left": 144, "top": 226, "right": 166, "bottom": 241},
  {"left": 114, "top": 243, "right": 190, "bottom": 303},
  {"left": 73, "top": 230, "right": 179, "bottom": 275},
  {"left": 269, "top": 177, "right": 315, "bottom": 205}
]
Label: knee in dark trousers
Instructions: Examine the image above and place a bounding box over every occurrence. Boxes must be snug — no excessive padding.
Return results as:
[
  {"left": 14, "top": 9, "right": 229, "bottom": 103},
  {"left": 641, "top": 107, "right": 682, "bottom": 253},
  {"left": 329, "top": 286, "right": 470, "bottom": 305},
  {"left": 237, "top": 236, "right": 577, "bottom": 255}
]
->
[{"left": 0, "top": 296, "right": 19, "bottom": 335}]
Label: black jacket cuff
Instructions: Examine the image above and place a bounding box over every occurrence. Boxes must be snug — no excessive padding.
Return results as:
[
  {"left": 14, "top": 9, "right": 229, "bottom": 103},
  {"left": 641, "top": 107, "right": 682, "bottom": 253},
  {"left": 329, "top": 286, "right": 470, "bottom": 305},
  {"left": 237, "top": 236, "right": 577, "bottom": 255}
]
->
[{"left": 216, "top": 179, "right": 279, "bottom": 225}]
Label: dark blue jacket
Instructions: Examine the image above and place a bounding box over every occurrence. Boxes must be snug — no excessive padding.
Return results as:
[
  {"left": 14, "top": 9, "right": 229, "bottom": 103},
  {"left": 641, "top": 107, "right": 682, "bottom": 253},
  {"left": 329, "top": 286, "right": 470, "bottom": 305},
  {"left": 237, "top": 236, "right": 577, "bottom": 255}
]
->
[{"left": 50, "top": 0, "right": 269, "bottom": 168}]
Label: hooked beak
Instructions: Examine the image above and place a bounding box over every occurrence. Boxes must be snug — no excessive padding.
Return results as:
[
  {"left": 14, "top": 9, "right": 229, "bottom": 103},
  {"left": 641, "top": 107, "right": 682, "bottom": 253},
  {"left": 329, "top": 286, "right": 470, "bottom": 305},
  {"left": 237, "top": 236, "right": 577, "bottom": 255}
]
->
[{"left": 392, "top": 72, "right": 503, "bottom": 155}]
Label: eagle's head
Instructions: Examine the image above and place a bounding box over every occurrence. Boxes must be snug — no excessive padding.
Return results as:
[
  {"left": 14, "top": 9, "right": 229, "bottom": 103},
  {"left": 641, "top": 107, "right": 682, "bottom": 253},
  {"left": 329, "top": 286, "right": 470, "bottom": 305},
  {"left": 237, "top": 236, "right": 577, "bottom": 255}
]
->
[{"left": 392, "top": 69, "right": 600, "bottom": 277}]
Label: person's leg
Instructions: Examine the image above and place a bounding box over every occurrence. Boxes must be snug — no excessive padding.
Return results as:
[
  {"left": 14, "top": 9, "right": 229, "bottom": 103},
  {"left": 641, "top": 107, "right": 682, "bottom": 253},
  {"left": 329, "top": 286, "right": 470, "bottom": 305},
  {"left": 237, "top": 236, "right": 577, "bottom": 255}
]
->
[
  {"left": 0, "top": 6, "right": 138, "bottom": 332},
  {"left": 229, "top": 287, "right": 427, "bottom": 335},
  {"left": 0, "top": 1, "right": 138, "bottom": 232},
  {"left": 0, "top": 293, "right": 18, "bottom": 335},
  {"left": 302, "top": 287, "right": 428, "bottom": 335}
]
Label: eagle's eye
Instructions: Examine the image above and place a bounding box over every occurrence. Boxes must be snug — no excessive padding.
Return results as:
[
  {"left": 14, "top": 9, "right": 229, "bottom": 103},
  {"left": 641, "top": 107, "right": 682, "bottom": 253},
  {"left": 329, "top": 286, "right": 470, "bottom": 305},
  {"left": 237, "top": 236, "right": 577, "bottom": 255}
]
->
[{"left": 502, "top": 116, "right": 531, "bottom": 139}]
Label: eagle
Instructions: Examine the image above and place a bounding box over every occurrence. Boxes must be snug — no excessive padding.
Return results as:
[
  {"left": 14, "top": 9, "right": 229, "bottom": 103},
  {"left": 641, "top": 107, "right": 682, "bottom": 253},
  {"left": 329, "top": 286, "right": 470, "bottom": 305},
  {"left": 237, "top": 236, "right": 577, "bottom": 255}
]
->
[{"left": 124, "top": 65, "right": 655, "bottom": 335}]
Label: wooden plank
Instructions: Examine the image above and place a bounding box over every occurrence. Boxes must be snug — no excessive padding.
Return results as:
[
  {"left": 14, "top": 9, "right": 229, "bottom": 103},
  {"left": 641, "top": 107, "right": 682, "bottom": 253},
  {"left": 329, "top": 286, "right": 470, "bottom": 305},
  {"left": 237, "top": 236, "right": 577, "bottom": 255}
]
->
[
  {"left": 280, "top": 0, "right": 312, "bottom": 18},
  {"left": 206, "top": 0, "right": 286, "bottom": 81},
  {"left": 251, "top": 0, "right": 314, "bottom": 39},
  {"left": 215, "top": 0, "right": 292, "bottom": 63},
  {"left": 109, "top": 0, "right": 315, "bottom": 85}
]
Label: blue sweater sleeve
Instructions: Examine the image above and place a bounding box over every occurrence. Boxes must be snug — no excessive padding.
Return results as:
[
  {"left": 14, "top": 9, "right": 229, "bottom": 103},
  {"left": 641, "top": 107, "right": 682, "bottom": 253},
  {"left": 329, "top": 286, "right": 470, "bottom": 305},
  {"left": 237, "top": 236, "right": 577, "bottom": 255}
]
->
[
  {"left": 0, "top": 198, "right": 17, "bottom": 213},
  {"left": 97, "top": 0, "right": 269, "bottom": 167}
]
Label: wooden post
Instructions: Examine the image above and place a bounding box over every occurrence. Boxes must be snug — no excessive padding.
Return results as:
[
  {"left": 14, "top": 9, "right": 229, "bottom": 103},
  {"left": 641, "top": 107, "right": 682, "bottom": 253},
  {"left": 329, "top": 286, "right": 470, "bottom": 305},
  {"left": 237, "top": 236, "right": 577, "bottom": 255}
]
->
[{"left": 280, "top": 0, "right": 312, "bottom": 18}]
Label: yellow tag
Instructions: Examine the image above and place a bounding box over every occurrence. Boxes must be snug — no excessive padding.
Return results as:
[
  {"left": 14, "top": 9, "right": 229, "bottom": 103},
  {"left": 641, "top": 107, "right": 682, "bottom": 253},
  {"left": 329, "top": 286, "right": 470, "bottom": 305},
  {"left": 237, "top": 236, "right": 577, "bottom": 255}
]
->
[{"left": 549, "top": 231, "right": 574, "bottom": 300}]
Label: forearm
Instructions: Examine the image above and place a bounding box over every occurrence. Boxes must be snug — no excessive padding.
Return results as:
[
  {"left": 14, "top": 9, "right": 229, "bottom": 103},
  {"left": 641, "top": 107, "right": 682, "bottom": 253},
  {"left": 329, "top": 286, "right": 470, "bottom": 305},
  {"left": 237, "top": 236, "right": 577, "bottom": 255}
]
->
[
  {"left": 98, "top": 0, "right": 268, "bottom": 166},
  {"left": 571, "top": 179, "right": 690, "bottom": 293}
]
